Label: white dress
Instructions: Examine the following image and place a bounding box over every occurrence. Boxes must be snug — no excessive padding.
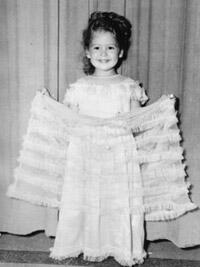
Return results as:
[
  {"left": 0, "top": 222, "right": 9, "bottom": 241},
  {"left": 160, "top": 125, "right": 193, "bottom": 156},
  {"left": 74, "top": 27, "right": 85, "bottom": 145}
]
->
[
  {"left": 50, "top": 75, "right": 148, "bottom": 266},
  {"left": 7, "top": 74, "right": 197, "bottom": 266}
]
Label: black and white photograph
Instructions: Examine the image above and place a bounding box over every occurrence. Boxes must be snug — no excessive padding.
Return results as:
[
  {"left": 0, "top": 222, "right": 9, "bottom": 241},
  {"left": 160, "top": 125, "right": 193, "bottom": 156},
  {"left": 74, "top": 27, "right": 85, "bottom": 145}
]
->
[{"left": 0, "top": 1, "right": 200, "bottom": 266}]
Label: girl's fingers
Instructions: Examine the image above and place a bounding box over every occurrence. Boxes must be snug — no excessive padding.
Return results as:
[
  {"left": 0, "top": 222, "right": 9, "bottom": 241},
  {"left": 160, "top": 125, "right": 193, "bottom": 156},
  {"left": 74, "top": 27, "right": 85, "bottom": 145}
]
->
[
  {"left": 169, "top": 94, "right": 175, "bottom": 99},
  {"left": 39, "top": 88, "right": 51, "bottom": 96}
]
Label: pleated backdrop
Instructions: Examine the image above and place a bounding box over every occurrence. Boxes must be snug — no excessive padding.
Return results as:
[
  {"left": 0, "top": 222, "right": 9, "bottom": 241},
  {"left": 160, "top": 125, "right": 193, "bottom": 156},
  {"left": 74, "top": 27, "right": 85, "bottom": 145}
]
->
[{"left": 1, "top": 0, "right": 200, "bottom": 251}]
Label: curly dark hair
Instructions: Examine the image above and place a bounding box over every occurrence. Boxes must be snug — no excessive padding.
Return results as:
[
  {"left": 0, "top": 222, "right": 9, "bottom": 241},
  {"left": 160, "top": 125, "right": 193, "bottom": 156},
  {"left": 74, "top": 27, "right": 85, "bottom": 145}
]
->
[{"left": 82, "top": 11, "right": 132, "bottom": 75}]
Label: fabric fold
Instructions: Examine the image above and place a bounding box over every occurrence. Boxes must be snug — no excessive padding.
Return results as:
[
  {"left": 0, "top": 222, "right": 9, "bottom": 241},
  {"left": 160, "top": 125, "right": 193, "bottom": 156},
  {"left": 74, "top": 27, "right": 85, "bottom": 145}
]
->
[{"left": 7, "top": 91, "right": 197, "bottom": 221}]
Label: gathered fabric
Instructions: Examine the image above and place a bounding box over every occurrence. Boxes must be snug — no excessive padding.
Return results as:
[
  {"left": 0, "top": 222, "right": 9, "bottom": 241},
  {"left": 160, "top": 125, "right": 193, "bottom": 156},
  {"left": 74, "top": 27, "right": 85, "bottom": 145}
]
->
[
  {"left": 7, "top": 91, "right": 197, "bottom": 221},
  {"left": 7, "top": 84, "right": 198, "bottom": 266}
]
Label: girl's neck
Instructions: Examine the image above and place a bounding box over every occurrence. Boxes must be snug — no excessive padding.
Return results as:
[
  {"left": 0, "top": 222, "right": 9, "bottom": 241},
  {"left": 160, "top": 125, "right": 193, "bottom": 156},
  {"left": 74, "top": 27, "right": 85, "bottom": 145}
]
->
[
  {"left": 93, "top": 69, "right": 118, "bottom": 78},
  {"left": 91, "top": 73, "right": 120, "bottom": 79}
]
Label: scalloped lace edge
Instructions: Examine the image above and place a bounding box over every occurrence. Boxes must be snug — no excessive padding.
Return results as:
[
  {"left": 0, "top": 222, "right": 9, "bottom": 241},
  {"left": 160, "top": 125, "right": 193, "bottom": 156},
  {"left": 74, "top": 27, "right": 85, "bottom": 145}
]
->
[{"left": 49, "top": 247, "right": 147, "bottom": 266}]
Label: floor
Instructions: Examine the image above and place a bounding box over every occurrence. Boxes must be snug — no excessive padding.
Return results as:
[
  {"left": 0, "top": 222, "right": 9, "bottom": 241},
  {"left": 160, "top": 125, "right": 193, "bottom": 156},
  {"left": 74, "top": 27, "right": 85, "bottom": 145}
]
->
[
  {"left": 1, "top": 232, "right": 200, "bottom": 260},
  {"left": 0, "top": 265, "right": 66, "bottom": 267},
  {"left": 0, "top": 252, "right": 200, "bottom": 267},
  {"left": 0, "top": 232, "right": 200, "bottom": 266}
]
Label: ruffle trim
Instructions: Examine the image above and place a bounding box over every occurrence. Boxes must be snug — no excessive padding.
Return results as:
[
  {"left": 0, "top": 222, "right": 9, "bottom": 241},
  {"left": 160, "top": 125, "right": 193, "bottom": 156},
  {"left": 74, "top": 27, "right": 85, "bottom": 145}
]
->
[
  {"left": 7, "top": 91, "right": 198, "bottom": 221},
  {"left": 6, "top": 184, "right": 197, "bottom": 221},
  {"left": 6, "top": 185, "right": 59, "bottom": 208},
  {"left": 13, "top": 168, "right": 62, "bottom": 194},
  {"left": 144, "top": 202, "right": 197, "bottom": 221},
  {"left": 69, "top": 77, "right": 146, "bottom": 102},
  {"left": 32, "top": 91, "right": 170, "bottom": 129},
  {"left": 50, "top": 246, "right": 146, "bottom": 266},
  {"left": 60, "top": 202, "right": 197, "bottom": 221},
  {"left": 17, "top": 153, "right": 65, "bottom": 176}
]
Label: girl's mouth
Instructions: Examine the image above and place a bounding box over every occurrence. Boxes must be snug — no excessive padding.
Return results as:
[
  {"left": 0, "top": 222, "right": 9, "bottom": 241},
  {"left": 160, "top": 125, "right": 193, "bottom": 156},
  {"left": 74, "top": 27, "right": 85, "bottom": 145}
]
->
[{"left": 99, "top": 59, "right": 110, "bottom": 63}]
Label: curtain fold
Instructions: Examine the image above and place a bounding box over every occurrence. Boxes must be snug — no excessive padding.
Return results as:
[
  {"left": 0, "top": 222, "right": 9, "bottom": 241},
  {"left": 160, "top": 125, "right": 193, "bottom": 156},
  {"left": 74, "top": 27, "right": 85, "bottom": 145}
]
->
[
  {"left": 0, "top": 0, "right": 59, "bottom": 235},
  {"left": 0, "top": 0, "right": 200, "bottom": 249},
  {"left": 137, "top": 0, "right": 200, "bottom": 247}
]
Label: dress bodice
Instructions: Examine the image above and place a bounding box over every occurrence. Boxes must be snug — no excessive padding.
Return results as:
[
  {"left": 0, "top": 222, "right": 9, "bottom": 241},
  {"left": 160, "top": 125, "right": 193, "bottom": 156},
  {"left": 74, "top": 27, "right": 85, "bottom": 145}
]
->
[{"left": 63, "top": 75, "right": 148, "bottom": 118}]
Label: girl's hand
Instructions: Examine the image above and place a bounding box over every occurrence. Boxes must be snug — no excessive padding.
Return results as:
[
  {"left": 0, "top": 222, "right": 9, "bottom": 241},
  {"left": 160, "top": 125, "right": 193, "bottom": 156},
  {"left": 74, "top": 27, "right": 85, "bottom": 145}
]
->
[
  {"left": 39, "top": 88, "right": 51, "bottom": 97},
  {"left": 39, "top": 88, "right": 51, "bottom": 96},
  {"left": 38, "top": 88, "right": 58, "bottom": 101},
  {"left": 169, "top": 94, "right": 175, "bottom": 99}
]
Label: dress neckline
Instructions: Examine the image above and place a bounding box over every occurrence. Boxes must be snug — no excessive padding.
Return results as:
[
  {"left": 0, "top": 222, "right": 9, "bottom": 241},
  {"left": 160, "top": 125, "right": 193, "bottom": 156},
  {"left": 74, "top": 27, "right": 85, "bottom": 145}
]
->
[
  {"left": 84, "top": 74, "right": 128, "bottom": 85},
  {"left": 89, "top": 74, "right": 120, "bottom": 79}
]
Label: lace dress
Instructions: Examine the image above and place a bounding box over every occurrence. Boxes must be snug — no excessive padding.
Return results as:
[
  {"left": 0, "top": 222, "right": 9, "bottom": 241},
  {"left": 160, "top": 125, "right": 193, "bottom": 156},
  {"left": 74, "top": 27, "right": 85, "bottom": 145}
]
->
[
  {"left": 50, "top": 75, "right": 148, "bottom": 265},
  {"left": 7, "top": 74, "right": 197, "bottom": 266}
]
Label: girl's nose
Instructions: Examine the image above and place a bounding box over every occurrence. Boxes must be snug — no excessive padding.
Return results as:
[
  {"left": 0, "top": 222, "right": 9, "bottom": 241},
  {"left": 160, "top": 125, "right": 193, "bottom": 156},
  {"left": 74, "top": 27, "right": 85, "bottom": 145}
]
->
[{"left": 100, "top": 48, "right": 107, "bottom": 56}]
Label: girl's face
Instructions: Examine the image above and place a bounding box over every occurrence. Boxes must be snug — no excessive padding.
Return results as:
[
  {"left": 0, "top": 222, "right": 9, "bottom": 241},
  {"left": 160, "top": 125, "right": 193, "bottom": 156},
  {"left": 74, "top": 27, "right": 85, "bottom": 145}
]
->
[{"left": 86, "top": 31, "right": 123, "bottom": 76}]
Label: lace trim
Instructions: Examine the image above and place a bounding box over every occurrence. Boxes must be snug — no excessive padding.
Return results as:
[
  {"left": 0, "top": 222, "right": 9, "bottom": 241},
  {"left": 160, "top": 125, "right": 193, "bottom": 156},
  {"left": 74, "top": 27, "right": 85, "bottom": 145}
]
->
[
  {"left": 17, "top": 157, "right": 64, "bottom": 177},
  {"left": 14, "top": 168, "right": 62, "bottom": 193},
  {"left": 7, "top": 92, "right": 197, "bottom": 220},
  {"left": 50, "top": 246, "right": 146, "bottom": 266},
  {"left": 7, "top": 182, "right": 197, "bottom": 219},
  {"left": 6, "top": 185, "right": 59, "bottom": 208},
  {"left": 145, "top": 203, "right": 197, "bottom": 221},
  {"left": 66, "top": 77, "right": 145, "bottom": 103}
]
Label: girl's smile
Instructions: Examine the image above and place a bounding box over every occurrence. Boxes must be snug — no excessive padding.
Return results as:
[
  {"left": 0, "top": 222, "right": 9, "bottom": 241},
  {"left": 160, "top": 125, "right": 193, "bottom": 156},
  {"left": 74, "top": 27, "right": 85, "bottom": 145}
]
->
[{"left": 86, "top": 31, "right": 123, "bottom": 76}]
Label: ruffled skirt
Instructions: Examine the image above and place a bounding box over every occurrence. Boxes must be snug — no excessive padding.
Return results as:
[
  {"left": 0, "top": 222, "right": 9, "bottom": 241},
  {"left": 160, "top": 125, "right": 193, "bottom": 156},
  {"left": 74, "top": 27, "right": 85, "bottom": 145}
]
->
[{"left": 7, "top": 92, "right": 197, "bottom": 266}]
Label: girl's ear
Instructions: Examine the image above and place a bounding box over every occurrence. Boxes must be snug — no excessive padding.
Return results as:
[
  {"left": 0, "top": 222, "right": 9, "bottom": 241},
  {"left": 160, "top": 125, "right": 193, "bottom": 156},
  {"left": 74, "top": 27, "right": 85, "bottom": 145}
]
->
[
  {"left": 119, "top": 50, "right": 124, "bottom": 58},
  {"left": 86, "top": 50, "right": 91, "bottom": 59}
]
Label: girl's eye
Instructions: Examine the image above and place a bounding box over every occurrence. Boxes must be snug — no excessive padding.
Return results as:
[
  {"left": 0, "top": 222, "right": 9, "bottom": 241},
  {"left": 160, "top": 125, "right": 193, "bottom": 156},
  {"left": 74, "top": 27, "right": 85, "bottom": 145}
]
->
[
  {"left": 93, "top": 46, "right": 100, "bottom": 50},
  {"left": 108, "top": 46, "right": 115, "bottom": 50}
]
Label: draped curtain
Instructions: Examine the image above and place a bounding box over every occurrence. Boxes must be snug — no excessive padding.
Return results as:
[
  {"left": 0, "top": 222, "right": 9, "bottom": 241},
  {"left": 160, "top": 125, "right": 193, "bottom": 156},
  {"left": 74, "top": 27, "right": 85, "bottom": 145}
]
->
[{"left": 1, "top": 0, "right": 200, "bottom": 252}]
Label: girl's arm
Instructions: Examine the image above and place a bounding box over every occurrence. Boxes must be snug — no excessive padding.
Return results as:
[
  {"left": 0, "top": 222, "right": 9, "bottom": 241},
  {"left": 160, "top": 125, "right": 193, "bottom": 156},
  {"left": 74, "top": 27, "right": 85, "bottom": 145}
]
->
[
  {"left": 130, "top": 99, "right": 141, "bottom": 111},
  {"left": 63, "top": 86, "right": 79, "bottom": 112},
  {"left": 130, "top": 81, "right": 148, "bottom": 111}
]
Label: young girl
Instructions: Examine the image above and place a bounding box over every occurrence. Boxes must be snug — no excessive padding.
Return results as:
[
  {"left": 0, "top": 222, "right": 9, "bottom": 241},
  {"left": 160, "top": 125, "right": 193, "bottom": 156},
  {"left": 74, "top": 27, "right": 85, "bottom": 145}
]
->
[{"left": 7, "top": 11, "right": 197, "bottom": 266}]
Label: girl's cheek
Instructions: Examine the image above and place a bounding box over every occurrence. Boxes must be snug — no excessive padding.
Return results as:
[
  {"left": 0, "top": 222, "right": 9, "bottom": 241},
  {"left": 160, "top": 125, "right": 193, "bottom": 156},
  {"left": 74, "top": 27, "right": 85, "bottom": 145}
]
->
[{"left": 91, "top": 50, "right": 98, "bottom": 55}]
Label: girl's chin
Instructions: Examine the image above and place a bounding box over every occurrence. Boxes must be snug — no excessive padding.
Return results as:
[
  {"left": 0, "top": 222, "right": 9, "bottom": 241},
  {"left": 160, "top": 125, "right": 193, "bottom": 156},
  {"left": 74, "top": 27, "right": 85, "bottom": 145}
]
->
[{"left": 94, "top": 66, "right": 117, "bottom": 73}]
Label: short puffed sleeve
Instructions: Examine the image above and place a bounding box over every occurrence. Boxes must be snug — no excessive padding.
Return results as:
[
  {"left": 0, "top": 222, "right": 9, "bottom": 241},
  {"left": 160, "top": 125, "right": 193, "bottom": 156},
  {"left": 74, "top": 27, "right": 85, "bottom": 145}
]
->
[
  {"left": 63, "top": 84, "right": 79, "bottom": 111},
  {"left": 130, "top": 80, "right": 148, "bottom": 105}
]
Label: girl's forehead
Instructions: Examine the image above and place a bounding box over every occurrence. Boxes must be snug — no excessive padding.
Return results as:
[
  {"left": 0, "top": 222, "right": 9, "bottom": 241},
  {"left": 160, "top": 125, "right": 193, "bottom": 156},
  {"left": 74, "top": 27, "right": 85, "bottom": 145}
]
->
[{"left": 91, "top": 30, "right": 117, "bottom": 44}]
